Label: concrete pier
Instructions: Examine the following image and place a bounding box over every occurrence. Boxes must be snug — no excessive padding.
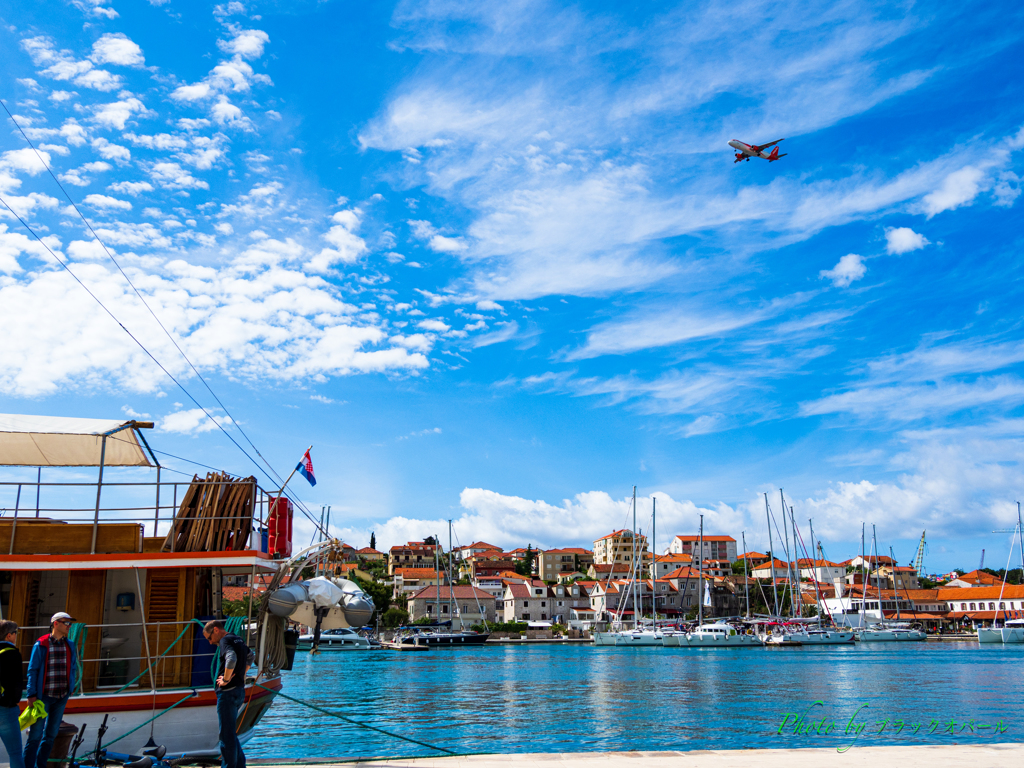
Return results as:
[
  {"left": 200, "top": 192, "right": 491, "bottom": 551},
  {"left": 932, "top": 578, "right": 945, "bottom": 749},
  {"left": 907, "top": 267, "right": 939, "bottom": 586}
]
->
[{"left": 256, "top": 744, "right": 1024, "bottom": 768}]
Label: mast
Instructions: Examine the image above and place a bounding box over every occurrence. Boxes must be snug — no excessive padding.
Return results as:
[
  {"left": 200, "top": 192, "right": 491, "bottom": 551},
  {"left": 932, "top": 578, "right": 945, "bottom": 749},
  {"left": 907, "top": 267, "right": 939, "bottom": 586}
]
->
[
  {"left": 652, "top": 496, "right": 657, "bottom": 626},
  {"left": 780, "top": 489, "right": 794, "bottom": 618},
  {"left": 1018, "top": 502, "right": 1024, "bottom": 578},
  {"left": 632, "top": 485, "right": 638, "bottom": 628},
  {"left": 808, "top": 517, "right": 822, "bottom": 627},
  {"left": 860, "top": 523, "right": 866, "bottom": 623},
  {"left": 742, "top": 531, "right": 750, "bottom": 619},
  {"left": 765, "top": 493, "right": 780, "bottom": 616},
  {"left": 448, "top": 519, "right": 454, "bottom": 630},
  {"left": 890, "top": 546, "right": 903, "bottom": 620},
  {"left": 790, "top": 504, "right": 800, "bottom": 619},
  {"left": 698, "top": 514, "right": 704, "bottom": 626},
  {"left": 872, "top": 525, "right": 881, "bottom": 622}
]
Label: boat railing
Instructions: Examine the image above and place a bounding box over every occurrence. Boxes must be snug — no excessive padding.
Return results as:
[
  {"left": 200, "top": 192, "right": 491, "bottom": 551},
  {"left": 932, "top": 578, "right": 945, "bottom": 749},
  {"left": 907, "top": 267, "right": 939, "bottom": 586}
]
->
[
  {"left": 0, "top": 477, "right": 276, "bottom": 553},
  {"left": 17, "top": 618, "right": 257, "bottom": 692}
]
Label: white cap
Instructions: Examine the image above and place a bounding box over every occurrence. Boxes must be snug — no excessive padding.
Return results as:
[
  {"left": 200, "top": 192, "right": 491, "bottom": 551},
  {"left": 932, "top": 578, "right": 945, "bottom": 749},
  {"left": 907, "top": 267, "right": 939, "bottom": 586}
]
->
[{"left": 50, "top": 612, "right": 74, "bottom": 624}]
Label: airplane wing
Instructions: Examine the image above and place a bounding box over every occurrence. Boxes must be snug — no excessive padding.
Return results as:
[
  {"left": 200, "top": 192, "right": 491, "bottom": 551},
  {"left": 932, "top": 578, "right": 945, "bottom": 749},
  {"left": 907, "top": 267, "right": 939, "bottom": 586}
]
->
[{"left": 751, "top": 139, "right": 785, "bottom": 152}]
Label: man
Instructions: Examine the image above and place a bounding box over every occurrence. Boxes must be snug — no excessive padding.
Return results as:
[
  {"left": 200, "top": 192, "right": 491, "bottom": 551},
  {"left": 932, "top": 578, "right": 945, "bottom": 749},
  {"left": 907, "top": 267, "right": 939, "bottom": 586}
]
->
[
  {"left": 203, "top": 620, "right": 254, "bottom": 768},
  {"left": 0, "top": 620, "right": 25, "bottom": 768},
  {"left": 25, "top": 612, "right": 78, "bottom": 768}
]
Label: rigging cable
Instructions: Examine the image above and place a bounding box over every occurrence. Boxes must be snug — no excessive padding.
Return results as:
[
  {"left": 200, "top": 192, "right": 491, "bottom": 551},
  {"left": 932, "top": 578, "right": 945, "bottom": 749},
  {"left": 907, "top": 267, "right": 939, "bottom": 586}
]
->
[{"left": 0, "top": 193, "right": 325, "bottom": 537}]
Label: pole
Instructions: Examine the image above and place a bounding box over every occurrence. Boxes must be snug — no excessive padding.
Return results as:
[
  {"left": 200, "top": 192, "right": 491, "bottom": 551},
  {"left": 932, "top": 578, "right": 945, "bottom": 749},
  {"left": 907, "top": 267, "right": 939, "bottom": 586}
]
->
[
  {"left": 860, "top": 523, "right": 866, "bottom": 623},
  {"left": 34, "top": 467, "right": 41, "bottom": 518},
  {"left": 1018, "top": 502, "right": 1024, "bottom": 578},
  {"left": 133, "top": 567, "right": 157, "bottom": 694},
  {"left": 448, "top": 520, "right": 454, "bottom": 629},
  {"left": 8, "top": 485, "right": 20, "bottom": 556},
  {"left": 765, "top": 493, "right": 779, "bottom": 617},
  {"left": 652, "top": 496, "right": 657, "bottom": 625},
  {"left": 890, "top": 546, "right": 902, "bottom": 621},
  {"left": 632, "top": 486, "right": 637, "bottom": 627},
  {"left": 153, "top": 466, "right": 161, "bottom": 539},
  {"left": 276, "top": 445, "right": 313, "bottom": 498},
  {"left": 872, "top": 525, "right": 881, "bottom": 622},
  {"left": 698, "top": 514, "right": 704, "bottom": 626},
  {"left": 780, "top": 490, "right": 794, "bottom": 618},
  {"left": 91, "top": 435, "right": 107, "bottom": 555},
  {"left": 808, "top": 518, "right": 822, "bottom": 627},
  {"left": 742, "top": 531, "right": 750, "bottom": 619}
]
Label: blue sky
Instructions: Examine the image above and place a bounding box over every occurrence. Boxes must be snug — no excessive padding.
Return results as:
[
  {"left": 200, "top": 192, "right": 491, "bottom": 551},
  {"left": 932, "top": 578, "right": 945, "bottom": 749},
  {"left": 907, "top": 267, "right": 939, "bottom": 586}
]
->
[{"left": 1, "top": 0, "right": 1023, "bottom": 572}]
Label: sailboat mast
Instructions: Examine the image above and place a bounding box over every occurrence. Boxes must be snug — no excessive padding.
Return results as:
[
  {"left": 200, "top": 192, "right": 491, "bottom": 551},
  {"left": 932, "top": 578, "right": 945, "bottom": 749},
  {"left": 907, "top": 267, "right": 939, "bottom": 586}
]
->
[
  {"left": 765, "top": 493, "right": 780, "bottom": 616},
  {"left": 626, "top": 489, "right": 634, "bottom": 626},
  {"left": 1018, "top": 502, "right": 1024, "bottom": 576},
  {"left": 652, "top": 496, "right": 657, "bottom": 625},
  {"left": 890, "top": 545, "right": 903, "bottom": 620},
  {"left": 448, "top": 520, "right": 454, "bottom": 629},
  {"left": 698, "top": 514, "right": 704, "bottom": 625},
  {"left": 808, "top": 517, "right": 822, "bottom": 627},
  {"left": 872, "top": 525, "right": 881, "bottom": 621},
  {"left": 860, "top": 523, "right": 866, "bottom": 622},
  {"left": 742, "top": 531, "right": 750, "bottom": 619},
  {"left": 780, "top": 490, "right": 795, "bottom": 618}
]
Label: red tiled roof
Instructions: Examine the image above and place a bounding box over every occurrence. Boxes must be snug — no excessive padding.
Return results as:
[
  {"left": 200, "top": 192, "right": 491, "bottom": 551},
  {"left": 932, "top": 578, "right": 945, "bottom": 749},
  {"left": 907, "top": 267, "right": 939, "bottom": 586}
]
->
[
  {"left": 596, "top": 529, "right": 635, "bottom": 541},
  {"left": 357, "top": 547, "right": 383, "bottom": 554},
  {"left": 410, "top": 585, "right": 493, "bottom": 600},
  {"left": 664, "top": 566, "right": 702, "bottom": 579},
  {"left": 395, "top": 568, "right": 445, "bottom": 579}
]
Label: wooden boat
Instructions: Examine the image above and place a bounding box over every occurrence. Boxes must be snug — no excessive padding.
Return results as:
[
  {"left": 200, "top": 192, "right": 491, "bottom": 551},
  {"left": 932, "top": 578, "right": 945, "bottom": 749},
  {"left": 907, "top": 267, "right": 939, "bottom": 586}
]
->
[{"left": 0, "top": 414, "right": 298, "bottom": 758}]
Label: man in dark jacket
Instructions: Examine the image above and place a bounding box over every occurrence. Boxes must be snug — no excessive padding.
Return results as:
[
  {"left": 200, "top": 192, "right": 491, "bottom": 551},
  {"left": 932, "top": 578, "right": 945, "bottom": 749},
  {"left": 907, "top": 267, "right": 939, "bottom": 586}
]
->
[
  {"left": 24, "top": 613, "right": 78, "bottom": 768},
  {"left": 0, "top": 620, "right": 25, "bottom": 768},
  {"left": 203, "top": 620, "right": 254, "bottom": 768}
]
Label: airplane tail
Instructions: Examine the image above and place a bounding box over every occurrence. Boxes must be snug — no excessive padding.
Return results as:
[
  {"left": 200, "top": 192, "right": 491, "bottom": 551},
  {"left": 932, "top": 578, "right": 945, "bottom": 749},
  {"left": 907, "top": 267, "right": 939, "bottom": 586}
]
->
[{"left": 768, "top": 149, "right": 787, "bottom": 162}]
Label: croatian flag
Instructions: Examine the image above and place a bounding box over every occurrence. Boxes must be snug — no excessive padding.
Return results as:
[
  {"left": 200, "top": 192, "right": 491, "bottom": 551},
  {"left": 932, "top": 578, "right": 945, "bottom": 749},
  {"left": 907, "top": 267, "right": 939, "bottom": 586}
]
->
[{"left": 297, "top": 449, "right": 316, "bottom": 487}]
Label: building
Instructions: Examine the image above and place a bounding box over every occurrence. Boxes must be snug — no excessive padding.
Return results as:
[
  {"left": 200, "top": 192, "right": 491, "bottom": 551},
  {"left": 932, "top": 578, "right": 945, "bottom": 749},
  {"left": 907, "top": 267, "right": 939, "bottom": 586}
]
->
[
  {"left": 846, "top": 554, "right": 895, "bottom": 570},
  {"left": 668, "top": 535, "right": 737, "bottom": 564},
  {"left": 587, "top": 563, "right": 632, "bottom": 580},
  {"left": 593, "top": 530, "right": 651, "bottom": 572},
  {"left": 537, "top": 548, "right": 594, "bottom": 581},
  {"left": 388, "top": 540, "right": 440, "bottom": 575},
  {"left": 797, "top": 558, "right": 844, "bottom": 583},
  {"left": 503, "top": 581, "right": 556, "bottom": 622},
  {"left": 454, "top": 541, "right": 503, "bottom": 562},
  {"left": 945, "top": 569, "right": 1002, "bottom": 588},
  {"left": 875, "top": 564, "right": 920, "bottom": 591},
  {"left": 393, "top": 567, "right": 446, "bottom": 598},
  {"left": 356, "top": 547, "right": 385, "bottom": 562},
  {"left": 739, "top": 551, "right": 771, "bottom": 567},
  {"left": 408, "top": 585, "right": 497, "bottom": 628},
  {"left": 751, "top": 559, "right": 791, "bottom": 580},
  {"left": 463, "top": 550, "right": 519, "bottom": 580},
  {"left": 651, "top": 553, "right": 692, "bottom": 580},
  {"left": 589, "top": 579, "right": 653, "bottom": 622}
]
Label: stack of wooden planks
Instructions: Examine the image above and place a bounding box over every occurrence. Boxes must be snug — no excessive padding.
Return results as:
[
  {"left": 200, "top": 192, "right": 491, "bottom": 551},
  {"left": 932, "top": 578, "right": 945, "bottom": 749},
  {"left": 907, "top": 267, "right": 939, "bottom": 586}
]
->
[{"left": 161, "top": 472, "right": 257, "bottom": 552}]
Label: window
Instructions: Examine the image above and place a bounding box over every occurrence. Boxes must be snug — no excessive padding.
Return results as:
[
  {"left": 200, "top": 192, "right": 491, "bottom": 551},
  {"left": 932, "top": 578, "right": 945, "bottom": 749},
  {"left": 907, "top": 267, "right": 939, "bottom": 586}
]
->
[
  {"left": 969, "top": 603, "right": 976, "bottom": 611},
  {"left": 442, "top": 605, "right": 449, "bottom": 614},
  {"left": 523, "top": 601, "right": 529, "bottom": 607},
  {"left": 989, "top": 602, "right": 996, "bottom": 610},
  {"left": 999, "top": 602, "right": 1005, "bottom": 610},
  {"left": 523, "top": 613, "right": 530, "bottom": 620},
  {"left": 541, "top": 601, "right": 547, "bottom": 607},
  {"left": 961, "top": 603, "right": 967, "bottom": 610},
  {"left": 541, "top": 613, "right": 547, "bottom": 620},
  {"left": 427, "top": 605, "right": 433, "bottom": 614}
]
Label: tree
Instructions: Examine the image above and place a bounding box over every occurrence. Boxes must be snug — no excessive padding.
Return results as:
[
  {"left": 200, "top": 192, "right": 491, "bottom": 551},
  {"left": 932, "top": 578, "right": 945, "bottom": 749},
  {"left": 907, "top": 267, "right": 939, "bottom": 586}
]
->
[
  {"left": 424, "top": 535, "right": 437, "bottom": 546},
  {"left": 381, "top": 607, "right": 408, "bottom": 629},
  {"left": 515, "top": 544, "right": 537, "bottom": 576},
  {"left": 370, "top": 532, "right": 376, "bottom": 551},
  {"left": 222, "top": 596, "right": 257, "bottom": 619}
]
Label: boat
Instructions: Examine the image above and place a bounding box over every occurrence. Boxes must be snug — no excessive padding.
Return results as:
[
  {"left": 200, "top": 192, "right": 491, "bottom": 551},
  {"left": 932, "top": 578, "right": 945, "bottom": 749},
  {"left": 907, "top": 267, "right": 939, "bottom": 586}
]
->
[
  {"left": 856, "top": 622, "right": 926, "bottom": 642},
  {"left": 762, "top": 623, "right": 855, "bottom": 645},
  {"left": 977, "top": 504, "right": 1024, "bottom": 644},
  {"left": 0, "top": 413, "right": 374, "bottom": 758},
  {"left": 296, "top": 627, "right": 376, "bottom": 651},
  {"left": 666, "top": 621, "right": 761, "bottom": 647},
  {"left": 394, "top": 626, "right": 489, "bottom": 647}
]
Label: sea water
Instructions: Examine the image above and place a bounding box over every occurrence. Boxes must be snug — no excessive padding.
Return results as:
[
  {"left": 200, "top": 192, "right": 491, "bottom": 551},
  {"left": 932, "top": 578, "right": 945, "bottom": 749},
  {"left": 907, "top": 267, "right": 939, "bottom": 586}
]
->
[{"left": 246, "top": 642, "right": 1023, "bottom": 760}]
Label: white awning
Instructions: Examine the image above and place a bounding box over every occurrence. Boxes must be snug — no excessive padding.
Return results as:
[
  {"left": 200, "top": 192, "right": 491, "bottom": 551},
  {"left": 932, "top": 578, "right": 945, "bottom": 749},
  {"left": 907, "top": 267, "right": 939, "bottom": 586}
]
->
[{"left": 0, "top": 414, "right": 154, "bottom": 467}]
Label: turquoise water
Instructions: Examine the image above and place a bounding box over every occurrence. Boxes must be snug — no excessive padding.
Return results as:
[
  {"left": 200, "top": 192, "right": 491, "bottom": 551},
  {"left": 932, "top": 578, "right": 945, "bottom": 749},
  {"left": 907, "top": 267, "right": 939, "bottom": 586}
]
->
[{"left": 247, "top": 642, "right": 1022, "bottom": 760}]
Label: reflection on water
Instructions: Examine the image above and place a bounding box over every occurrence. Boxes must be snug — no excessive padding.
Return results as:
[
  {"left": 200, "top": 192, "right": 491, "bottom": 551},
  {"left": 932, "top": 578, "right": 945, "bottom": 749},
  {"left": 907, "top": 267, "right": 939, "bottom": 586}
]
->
[{"left": 247, "top": 642, "right": 1022, "bottom": 760}]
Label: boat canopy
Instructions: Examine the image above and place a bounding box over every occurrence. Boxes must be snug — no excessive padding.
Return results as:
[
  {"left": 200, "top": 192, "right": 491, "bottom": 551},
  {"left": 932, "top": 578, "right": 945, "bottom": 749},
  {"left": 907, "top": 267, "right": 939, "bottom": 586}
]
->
[{"left": 0, "top": 414, "right": 155, "bottom": 467}]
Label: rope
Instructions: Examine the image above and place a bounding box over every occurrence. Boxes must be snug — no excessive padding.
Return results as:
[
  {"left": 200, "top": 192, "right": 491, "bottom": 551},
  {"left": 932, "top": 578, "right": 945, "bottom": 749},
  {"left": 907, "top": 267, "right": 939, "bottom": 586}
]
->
[
  {"left": 81, "top": 691, "right": 196, "bottom": 757},
  {"left": 253, "top": 683, "right": 457, "bottom": 755},
  {"left": 110, "top": 620, "right": 204, "bottom": 695}
]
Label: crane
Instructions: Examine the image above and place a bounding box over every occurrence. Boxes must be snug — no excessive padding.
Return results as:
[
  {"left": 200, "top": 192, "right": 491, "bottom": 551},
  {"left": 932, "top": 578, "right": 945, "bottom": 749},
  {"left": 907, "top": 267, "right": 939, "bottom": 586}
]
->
[{"left": 913, "top": 531, "right": 926, "bottom": 577}]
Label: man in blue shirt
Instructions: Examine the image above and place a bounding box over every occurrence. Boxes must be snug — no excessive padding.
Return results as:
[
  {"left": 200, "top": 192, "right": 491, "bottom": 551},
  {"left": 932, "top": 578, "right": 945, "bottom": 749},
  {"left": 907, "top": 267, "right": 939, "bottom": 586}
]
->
[
  {"left": 25, "top": 612, "right": 78, "bottom": 768},
  {"left": 203, "top": 620, "right": 253, "bottom": 768}
]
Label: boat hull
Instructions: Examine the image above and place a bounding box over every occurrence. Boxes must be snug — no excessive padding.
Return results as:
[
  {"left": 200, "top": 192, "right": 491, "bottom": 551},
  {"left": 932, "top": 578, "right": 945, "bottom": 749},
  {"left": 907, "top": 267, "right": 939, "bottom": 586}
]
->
[
  {"left": 765, "top": 630, "right": 855, "bottom": 646},
  {"left": 591, "top": 631, "right": 662, "bottom": 646},
  {"left": 1, "top": 680, "right": 280, "bottom": 760},
  {"left": 402, "top": 633, "right": 489, "bottom": 647},
  {"left": 858, "top": 629, "right": 927, "bottom": 642},
  {"left": 683, "top": 633, "right": 761, "bottom": 647},
  {"left": 978, "top": 627, "right": 1024, "bottom": 644}
]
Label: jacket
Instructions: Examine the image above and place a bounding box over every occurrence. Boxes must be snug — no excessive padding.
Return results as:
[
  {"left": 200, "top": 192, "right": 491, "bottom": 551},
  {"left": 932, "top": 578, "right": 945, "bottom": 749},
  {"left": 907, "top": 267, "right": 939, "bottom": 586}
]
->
[
  {"left": 26, "top": 634, "right": 78, "bottom": 700},
  {"left": 0, "top": 641, "right": 23, "bottom": 708}
]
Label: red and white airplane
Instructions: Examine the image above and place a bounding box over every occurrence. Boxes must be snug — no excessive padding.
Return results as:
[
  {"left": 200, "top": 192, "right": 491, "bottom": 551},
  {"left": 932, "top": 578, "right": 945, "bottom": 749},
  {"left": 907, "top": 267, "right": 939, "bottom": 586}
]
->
[{"left": 729, "top": 138, "right": 787, "bottom": 163}]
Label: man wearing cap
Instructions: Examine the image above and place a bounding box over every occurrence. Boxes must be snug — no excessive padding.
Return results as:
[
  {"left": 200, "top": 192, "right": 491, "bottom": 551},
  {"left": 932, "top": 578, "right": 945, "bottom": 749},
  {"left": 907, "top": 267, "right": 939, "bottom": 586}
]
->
[
  {"left": 24, "top": 612, "right": 78, "bottom": 768},
  {"left": 203, "top": 620, "right": 254, "bottom": 768}
]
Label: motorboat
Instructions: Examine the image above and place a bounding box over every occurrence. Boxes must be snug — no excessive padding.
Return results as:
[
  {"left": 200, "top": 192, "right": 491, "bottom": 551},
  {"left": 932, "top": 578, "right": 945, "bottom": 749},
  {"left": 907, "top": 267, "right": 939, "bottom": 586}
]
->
[
  {"left": 978, "top": 618, "right": 1024, "bottom": 644},
  {"left": 671, "top": 622, "right": 762, "bottom": 647},
  {"left": 762, "top": 624, "right": 855, "bottom": 645},
  {"left": 396, "top": 626, "right": 490, "bottom": 647},
  {"left": 856, "top": 622, "right": 926, "bottom": 642},
  {"left": 296, "top": 627, "right": 376, "bottom": 650}
]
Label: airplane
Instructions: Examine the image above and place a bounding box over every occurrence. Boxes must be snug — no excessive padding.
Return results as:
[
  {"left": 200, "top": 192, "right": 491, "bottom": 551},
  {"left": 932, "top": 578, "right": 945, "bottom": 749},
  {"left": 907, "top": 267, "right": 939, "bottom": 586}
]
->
[{"left": 728, "top": 138, "right": 787, "bottom": 163}]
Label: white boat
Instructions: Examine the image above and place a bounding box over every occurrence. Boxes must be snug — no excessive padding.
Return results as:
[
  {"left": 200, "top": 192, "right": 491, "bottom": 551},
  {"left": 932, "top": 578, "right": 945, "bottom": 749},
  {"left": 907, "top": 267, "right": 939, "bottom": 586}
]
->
[
  {"left": 296, "top": 627, "right": 375, "bottom": 650},
  {"left": 664, "top": 622, "right": 761, "bottom": 647},
  {"left": 978, "top": 618, "right": 1024, "bottom": 644},
  {"left": 856, "top": 622, "right": 926, "bottom": 642},
  {"left": 763, "top": 625, "right": 855, "bottom": 645}
]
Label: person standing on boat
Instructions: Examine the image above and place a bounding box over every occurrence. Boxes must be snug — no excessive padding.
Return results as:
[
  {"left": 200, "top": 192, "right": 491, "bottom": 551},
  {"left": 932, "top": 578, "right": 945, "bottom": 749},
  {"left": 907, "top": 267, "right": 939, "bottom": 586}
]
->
[
  {"left": 204, "top": 620, "right": 254, "bottom": 768},
  {"left": 24, "top": 612, "right": 78, "bottom": 768},
  {"left": 0, "top": 621, "right": 25, "bottom": 768}
]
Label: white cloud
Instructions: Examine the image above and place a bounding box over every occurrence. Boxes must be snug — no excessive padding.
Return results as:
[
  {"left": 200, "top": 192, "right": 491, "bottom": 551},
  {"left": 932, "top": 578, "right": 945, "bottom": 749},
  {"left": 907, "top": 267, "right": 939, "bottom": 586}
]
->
[
  {"left": 159, "top": 408, "right": 232, "bottom": 435},
  {"left": 148, "top": 162, "right": 209, "bottom": 190},
  {"left": 91, "top": 137, "right": 131, "bottom": 162},
  {"left": 90, "top": 33, "right": 145, "bottom": 67},
  {"left": 417, "top": 319, "right": 451, "bottom": 333},
  {"left": 1, "top": 148, "right": 50, "bottom": 176},
  {"left": 920, "top": 166, "right": 986, "bottom": 217},
  {"left": 476, "top": 300, "right": 503, "bottom": 312},
  {"left": 107, "top": 181, "right": 154, "bottom": 196},
  {"left": 49, "top": 90, "right": 76, "bottom": 103},
  {"left": 885, "top": 227, "right": 929, "bottom": 255},
  {"left": 214, "top": 222, "right": 234, "bottom": 235},
  {"left": 92, "top": 98, "right": 150, "bottom": 130},
  {"left": 123, "top": 133, "right": 188, "bottom": 150},
  {"left": 819, "top": 253, "right": 866, "bottom": 287},
  {"left": 218, "top": 28, "right": 270, "bottom": 60},
  {"left": 307, "top": 209, "right": 368, "bottom": 272},
  {"left": 83, "top": 194, "right": 132, "bottom": 211}
]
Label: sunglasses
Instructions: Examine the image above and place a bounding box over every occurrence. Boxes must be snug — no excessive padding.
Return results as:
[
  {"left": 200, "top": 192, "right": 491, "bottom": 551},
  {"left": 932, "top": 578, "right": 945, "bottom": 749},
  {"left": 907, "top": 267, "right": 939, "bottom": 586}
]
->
[{"left": 56, "top": 620, "right": 73, "bottom": 626}]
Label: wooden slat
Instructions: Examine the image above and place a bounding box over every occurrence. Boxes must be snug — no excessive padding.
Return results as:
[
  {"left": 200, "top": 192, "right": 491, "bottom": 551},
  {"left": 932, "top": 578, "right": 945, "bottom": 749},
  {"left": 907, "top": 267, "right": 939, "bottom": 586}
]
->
[{"left": 66, "top": 570, "right": 106, "bottom": 691}]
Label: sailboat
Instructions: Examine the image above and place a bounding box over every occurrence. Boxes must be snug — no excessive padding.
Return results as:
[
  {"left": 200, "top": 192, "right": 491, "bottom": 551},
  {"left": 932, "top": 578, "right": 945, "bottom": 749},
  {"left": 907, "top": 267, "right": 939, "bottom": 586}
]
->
[
  {"left": 978, "top": 504, "right": 1024, "bottom": 644},
  {"left": 856, "top": 528, "right": 925, "bottom": 642},
  {"left": 592, "top": 488, "right": 663, "bottom": 646},
  {"left": 664, "top": 515, "right": 761, "bottom": 648}
]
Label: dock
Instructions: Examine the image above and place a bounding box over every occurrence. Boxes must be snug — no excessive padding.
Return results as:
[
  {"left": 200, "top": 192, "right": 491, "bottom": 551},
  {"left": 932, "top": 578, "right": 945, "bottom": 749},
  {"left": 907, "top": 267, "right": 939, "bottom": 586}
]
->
[{"left": 253, "top": 744, "right": 1024, "bottom": 768}]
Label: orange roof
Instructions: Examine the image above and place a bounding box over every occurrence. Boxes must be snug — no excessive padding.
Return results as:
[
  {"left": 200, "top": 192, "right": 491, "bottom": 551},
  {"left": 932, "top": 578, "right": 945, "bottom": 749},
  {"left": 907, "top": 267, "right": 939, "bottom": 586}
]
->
[
  {"left": 953, "top": 569, "right": 1002, "bottom": 585},
  {"left": 939, "top": 584, "right": 1024, "bottom": 600},
  {"left": 394, "top": 568, "right": 444, "bottom": 579},
  {"left": 664, "top": 566, "right": 702, "bottom": 579},
  {"left": 357, "top": 547, "right": 383, "bottom": 554},
  {"left": 464, "top": 541, "right": 502, "bottom": 550},
  {"left": 596, "top": 529, "right": 637, "bottom": 541}
]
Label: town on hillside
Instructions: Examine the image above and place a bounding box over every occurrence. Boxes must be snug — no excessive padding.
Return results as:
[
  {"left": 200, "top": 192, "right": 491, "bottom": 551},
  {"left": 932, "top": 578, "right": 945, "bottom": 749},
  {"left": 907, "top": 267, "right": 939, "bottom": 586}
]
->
[{"left": 221, "top": 530, "right": 1022, "bottom": 635}]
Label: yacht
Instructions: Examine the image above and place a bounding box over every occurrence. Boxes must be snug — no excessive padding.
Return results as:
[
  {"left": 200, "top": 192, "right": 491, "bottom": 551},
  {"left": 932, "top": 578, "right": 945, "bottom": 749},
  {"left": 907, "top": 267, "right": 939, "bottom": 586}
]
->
[
  {"left": 763, "top": 624, "right": 855, "bottom": 645},
  {"left": 664, "top": 621, "right": 761, "bottom": 647},
  {"left": 978, "top": 618, "right": 1024, "bottom": 644},
  {"left": 856, "top": 622, "right": 926, "bottom": 642},
  {"left": 297, "top": 627, "right": 376, "bottom": 650}
]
